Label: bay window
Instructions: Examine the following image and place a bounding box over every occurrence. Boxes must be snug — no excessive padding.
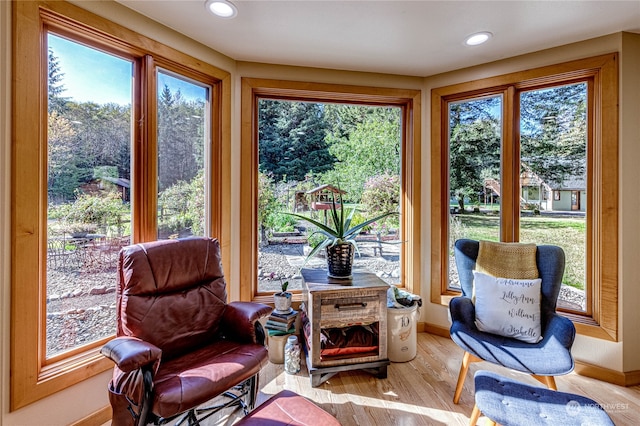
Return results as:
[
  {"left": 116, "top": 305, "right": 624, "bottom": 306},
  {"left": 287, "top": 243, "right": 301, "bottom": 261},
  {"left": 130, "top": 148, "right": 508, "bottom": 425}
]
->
[
  {"left": 431, "top": 54, "right": 618, "bottom": 341},
  {"left": 240, "top": 78, "right": 421, "bottom": 302}
]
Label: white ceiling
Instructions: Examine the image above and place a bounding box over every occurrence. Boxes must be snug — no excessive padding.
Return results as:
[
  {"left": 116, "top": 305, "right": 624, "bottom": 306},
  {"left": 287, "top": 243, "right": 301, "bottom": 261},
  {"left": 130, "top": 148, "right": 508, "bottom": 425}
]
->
[{"left": 117, "top": 0, "right": 640, "bottom": 77}]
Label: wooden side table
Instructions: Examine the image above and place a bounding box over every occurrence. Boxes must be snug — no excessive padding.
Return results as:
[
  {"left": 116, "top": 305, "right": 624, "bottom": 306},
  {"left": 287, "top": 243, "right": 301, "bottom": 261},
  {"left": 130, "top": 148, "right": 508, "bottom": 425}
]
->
[{"left": 301, "top": 268, "right": 390, "bottom": 386}]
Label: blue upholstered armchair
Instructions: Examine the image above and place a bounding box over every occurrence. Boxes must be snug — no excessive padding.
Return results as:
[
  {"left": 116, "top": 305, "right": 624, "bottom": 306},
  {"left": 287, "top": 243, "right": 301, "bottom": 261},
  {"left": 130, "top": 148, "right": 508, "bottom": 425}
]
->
[{"left": 449, "top": 239, "right": 576, "bottom": 404}]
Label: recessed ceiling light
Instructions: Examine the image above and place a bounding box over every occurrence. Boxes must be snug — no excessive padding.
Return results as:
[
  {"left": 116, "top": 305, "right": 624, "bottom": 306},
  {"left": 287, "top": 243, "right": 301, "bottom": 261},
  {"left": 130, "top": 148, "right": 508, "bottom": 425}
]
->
[
  {"left": 465, "top": 32, "right": 493, "bottom": 46},
  {"left": 205, "top": 0, "right": 238, "bottom": 19}
]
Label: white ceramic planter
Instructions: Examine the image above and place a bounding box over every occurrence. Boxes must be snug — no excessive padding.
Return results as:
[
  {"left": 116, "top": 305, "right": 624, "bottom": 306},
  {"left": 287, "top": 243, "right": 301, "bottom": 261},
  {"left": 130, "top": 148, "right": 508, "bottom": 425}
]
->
[{"left": 274, "top": 292, "right": 292, "bottom": 312}]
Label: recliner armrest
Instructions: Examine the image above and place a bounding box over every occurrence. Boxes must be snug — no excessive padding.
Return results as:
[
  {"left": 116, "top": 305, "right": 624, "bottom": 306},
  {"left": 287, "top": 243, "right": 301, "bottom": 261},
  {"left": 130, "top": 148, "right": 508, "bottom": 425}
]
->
[
  {"left": 101, "top": 337, "right": 162, "bottom": 373},
  {"left": 222, "top": 301, "right": 272, "bottom": 344},
  {"left": 449, "top": 296, "right": 476, "bottom": 325}
]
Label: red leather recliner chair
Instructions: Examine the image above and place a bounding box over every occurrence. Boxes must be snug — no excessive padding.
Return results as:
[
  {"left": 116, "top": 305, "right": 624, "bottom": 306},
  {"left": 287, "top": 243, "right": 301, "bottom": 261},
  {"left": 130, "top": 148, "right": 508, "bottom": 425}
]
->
[{"left": 101, "top": 237, "right": 271, "bottom": 426}]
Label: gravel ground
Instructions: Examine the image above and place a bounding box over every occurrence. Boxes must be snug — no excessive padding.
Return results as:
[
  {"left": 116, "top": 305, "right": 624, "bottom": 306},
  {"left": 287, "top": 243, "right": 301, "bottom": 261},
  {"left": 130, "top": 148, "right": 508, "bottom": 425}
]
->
[
  {"left": 257, "top": 242, "right": 401, "bottom": 292},
  {"left": 45, "top": 242, "right": 400, "bottom": 355},
  {"left": 45, "top": 243, "right": 585, "bottom": 355},
  {"left": 46, "top": 268, "right": 118, "bottom": 356}
]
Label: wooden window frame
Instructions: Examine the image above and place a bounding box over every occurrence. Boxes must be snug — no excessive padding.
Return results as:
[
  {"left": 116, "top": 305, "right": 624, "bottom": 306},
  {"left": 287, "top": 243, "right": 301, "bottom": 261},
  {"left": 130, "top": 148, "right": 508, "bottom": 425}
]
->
[
  {"left": 430, "top": 54, "right": 618, "bottom": 341},
  {"left": 240, "top": 78, "right": 421, "bottom": 303},
  {"left": 11, "top": 1, "right": 230, "bottom": 410}
]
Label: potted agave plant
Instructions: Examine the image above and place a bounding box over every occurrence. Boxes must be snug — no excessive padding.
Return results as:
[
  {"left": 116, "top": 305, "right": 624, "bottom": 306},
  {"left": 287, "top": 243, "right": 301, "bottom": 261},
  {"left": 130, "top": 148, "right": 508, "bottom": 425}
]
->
[{"left": 286, "top": 191, "right": 397, "bottom": 279}]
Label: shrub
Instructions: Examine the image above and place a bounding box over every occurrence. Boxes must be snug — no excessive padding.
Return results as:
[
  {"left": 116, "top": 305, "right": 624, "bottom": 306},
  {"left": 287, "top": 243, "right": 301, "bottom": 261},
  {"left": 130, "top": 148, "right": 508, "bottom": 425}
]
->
[
  {"left": 158, "top": 180, "right": 193, "bottom": 233},
  {"left": 270, "top": 212, "right": 297, "bottom": 232},
  {"left": 306, "top": 231, "right": 327, "bottom": 248},
  {"left": 348, "top": 210, "right": 371, "bottom": 232},
  {"left": 158, "top": 171, "right": 205, "bottom": 235},
  {"left": 361, "top": 173, "right": 400, "bottom": 229},
  {"left": 186, "top": 172, "right": 205, "bottom": 235},
  {"left": 258, "top": 172, "right": 279, "bottom": 241},
  {"left": 52, "top": 191, "right": 128, "bottom": 234}
]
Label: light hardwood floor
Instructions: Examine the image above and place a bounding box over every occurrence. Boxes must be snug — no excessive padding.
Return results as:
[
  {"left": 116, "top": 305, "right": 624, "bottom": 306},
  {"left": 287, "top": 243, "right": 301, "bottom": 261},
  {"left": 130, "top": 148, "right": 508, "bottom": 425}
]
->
[{"left": 136, "top": 332, "right": 640, "bottom": 426}]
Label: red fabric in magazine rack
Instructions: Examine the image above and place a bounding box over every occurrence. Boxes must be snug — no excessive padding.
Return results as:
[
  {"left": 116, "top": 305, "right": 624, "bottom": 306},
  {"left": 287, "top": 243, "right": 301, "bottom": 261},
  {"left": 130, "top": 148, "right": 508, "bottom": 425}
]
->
[{"left": 301, "top": 311, "right": 379, "bottom": 359}]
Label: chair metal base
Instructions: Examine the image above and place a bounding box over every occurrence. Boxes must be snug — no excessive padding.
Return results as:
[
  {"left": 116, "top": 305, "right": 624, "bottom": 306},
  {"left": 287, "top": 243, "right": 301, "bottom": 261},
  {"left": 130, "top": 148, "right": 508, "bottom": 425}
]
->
[{"left": 135, "top": 374, "right": 259, "bottom": 426}]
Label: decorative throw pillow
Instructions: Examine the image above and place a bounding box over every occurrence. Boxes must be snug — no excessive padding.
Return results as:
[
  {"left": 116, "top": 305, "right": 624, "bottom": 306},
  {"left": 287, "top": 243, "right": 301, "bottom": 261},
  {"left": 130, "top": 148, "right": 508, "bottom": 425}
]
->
[
  {"left": 476, "top": 241, "right": 538, "bottom": 279},
  {"left": 473, "top": 271, "right": 543, "bottom": 343}
]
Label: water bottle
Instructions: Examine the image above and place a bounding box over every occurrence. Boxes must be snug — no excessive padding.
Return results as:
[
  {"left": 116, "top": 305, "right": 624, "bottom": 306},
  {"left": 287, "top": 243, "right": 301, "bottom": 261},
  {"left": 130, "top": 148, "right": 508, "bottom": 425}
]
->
[{"left": 284, "top": 335, "right": 301, "bottom": 374}]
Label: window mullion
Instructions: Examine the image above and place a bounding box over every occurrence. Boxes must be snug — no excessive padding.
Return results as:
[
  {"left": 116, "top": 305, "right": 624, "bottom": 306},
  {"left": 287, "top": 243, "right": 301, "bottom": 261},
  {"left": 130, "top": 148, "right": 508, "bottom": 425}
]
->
[
  {"left": 501, "top": 86, "right": 519, "bottom": 242},
  {"left": 135, "top": 55, "right": 158, "bottom": 243}
]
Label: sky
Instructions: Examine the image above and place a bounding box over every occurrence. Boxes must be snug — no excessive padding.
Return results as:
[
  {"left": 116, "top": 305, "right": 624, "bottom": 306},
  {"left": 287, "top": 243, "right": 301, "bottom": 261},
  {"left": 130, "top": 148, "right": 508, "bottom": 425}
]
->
[{"left": 48, "top": 34, "right": 207, "bottom": 106}]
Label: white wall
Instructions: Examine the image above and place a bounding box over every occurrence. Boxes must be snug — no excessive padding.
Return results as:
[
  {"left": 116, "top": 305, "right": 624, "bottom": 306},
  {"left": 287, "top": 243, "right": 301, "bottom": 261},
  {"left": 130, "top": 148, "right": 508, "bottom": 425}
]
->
[{"left": 619, "top": 31, "right": 640, "bottom": 372}]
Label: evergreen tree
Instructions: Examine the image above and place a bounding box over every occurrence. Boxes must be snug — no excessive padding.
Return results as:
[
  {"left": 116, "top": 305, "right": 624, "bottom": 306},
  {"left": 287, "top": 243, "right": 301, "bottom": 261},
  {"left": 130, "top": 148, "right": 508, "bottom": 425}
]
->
[
  {"left": 258, "top": 99, "right": 287, "bottom": 177},
  {"left": 157, "top": 84, "right": 204, "bottom": 192},
  {"left": 520, "top": 83, "right": 587, "bottom": 187},
  {"left": 47, "top": 48, "right": 68, "bottom": 113},
  {"left": 258, "top": 100, "right": 334, "bottom": 181},
  {"left": 448, "top": 97, "right": 501, "bottom": 211}
]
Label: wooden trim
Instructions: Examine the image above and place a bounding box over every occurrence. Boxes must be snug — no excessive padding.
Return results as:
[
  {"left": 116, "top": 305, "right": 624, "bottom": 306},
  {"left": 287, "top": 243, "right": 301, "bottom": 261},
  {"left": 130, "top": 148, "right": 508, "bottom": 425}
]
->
[
  {"left": 503, "top": 85, "right": 517, "bottom": 242},
  {"left": 240, "top": 78, "right": 421, "bottom": 301},
  {"left": 584, "top": 78, "right": 595, "bottom": 319},
  {"left": 423, "top": 322, "right": 450, "bottom": 338},
  {"left": 569, "top": 313, "right": 617, "bottom": 340},
  {"left": 624, "top": 370, "right": 640, "bottom": 387},
  {"left": 139, "top": 54, "right": 157, "bottom": 242},
  {"left": 12, "top": 0, "right": 229, "bottom": 410},
  {"left": 241, "top": 78, "right": 421, "bottom": 105},
  {"left": 429, "top": 93, "right": 444, "bottom": 304},
  {"left": 429, "top": 54, "right": 619, "bottom": 342},
  {"left": 574, "top": 361, "right": 640, "bottom": 387},
  {"left": 12, "top": 1, "right": 51, "bottom": 410},
  {"left": 218, "top": 74, "right": 232, "bottom": 283},
  {"left": 239, "top": 78, "right": 258, "bottom": 302},
  {"left": 69, "top": 405, "right": 112, "bottom": 426},
  {"left": 405, "top": 91, "right": 422, "bottom": 296},
  {"left": 594, "top": 53, "right": 619, "bottom": 341}
]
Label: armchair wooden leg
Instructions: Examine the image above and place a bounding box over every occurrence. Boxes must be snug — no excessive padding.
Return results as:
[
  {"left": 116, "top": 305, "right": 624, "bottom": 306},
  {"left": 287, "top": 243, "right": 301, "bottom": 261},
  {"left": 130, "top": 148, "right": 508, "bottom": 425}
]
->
[
  {"left": 453, "top": 351, "right": 480, "bottom": 404},
  {"left": 469, "top": 404, "right": 481, "bottom": 426},
  {"left": 532, "top": 374, "right": 557, "bottom": 390}
]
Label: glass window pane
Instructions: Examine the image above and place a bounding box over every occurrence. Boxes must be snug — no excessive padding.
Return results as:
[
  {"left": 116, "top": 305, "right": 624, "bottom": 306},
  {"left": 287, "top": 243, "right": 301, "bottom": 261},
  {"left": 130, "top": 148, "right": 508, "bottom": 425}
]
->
[
  {"left": 257, "top": 100, "right": 402, "bottom": 293},
  {"left": 519, "top": 83, "right": 587, "bottom": 312},
  {"left": 46, "top": 34, "right": 132, "bottom": 357},
  {"left": 447, "top": 96, "right": 502, "bottom": 290},
  {"left": 157, "top": 70, "right": 209, "bottom": 239}
]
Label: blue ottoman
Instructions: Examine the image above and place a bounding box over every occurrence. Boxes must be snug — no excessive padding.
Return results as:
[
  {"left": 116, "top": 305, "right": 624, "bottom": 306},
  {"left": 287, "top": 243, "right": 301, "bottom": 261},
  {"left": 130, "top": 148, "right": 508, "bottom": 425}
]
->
[{"left": 471, "top": 370, "right": 614, "bottom": 426}]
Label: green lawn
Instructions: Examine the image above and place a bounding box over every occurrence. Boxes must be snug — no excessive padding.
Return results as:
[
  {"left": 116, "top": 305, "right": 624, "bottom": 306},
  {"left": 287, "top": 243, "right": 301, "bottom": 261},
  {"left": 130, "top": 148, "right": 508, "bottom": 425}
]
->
[{"left": 452, "top": 213, "right": 586, "bottom": 289}]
